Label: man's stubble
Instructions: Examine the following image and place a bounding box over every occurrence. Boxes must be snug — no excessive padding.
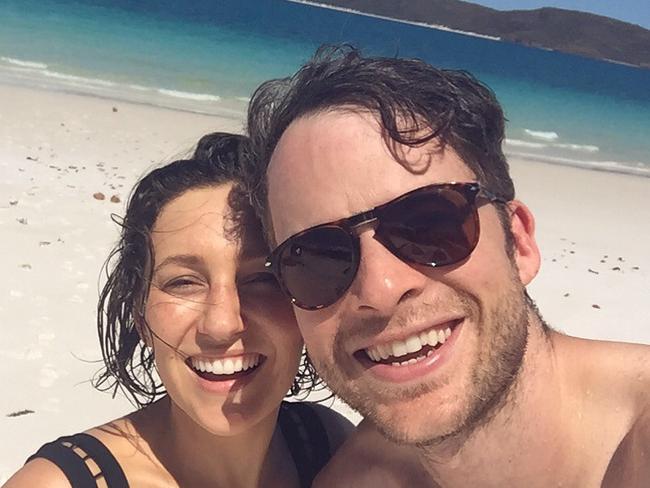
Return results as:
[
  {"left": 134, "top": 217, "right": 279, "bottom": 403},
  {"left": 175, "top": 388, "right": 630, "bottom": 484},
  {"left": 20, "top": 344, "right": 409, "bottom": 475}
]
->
[{"left": 307, "top": 268, "right": 532, "bottom": 446}]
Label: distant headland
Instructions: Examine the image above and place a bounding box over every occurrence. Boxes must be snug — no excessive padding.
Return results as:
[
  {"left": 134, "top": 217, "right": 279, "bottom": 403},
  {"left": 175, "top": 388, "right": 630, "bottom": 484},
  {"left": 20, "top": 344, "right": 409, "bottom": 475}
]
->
[{"left": 293, "top": 0, "right": 650, "bottom": 69}]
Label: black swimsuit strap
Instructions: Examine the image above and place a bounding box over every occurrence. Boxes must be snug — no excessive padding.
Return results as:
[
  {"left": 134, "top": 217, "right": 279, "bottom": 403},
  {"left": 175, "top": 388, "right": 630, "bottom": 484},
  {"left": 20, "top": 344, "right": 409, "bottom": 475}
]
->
[
  {"left": 27, "top": 439, "right": 97, "bottom": 488},
  {"left": 278, "top": 402, "right": 331, "bottom": 487},
  {"left": 27, "top": 433, "right": 128, "bottom": 488}
]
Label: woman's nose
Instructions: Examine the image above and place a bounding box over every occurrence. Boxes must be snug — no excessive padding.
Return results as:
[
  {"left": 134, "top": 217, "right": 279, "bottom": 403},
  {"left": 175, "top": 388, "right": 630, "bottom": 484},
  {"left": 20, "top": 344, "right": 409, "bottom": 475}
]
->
[{"left": 196, "top": 285, "right": 247, "bottom": 341}]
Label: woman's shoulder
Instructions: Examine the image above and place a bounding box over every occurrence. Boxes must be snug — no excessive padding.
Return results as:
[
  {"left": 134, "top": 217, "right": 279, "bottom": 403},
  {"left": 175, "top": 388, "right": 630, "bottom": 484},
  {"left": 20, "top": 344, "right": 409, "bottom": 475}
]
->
[
  {"left": 281, "top": 400, "right": 355, "bottom": 453},
  {"left": 4, "top": 414, "right": 142, "bottom": 488},
  {"left": 4, "top": 428, "right": 128, "bottom": 488},
  {"left": 4, "top": 456, "right": 73, "bottom": 488},
  {"left": 301, "top": 401, "right": 356, "bottom": 451}
]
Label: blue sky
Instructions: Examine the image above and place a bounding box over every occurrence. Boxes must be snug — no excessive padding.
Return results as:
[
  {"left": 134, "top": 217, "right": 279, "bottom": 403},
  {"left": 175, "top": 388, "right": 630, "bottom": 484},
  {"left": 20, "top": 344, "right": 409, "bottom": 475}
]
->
[{"left": 466, "top": 1, "right": 650, "bottom": 29}]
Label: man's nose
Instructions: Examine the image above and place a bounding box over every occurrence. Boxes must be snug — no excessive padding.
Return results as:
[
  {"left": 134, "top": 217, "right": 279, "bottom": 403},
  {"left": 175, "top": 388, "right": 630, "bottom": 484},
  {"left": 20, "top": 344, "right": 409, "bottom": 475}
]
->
[
  {"left": 348, "top": 232, "right": 428, "bottom": 314},
  {"left": 196, "top": 285, "right": 246, "bottom": 341}
]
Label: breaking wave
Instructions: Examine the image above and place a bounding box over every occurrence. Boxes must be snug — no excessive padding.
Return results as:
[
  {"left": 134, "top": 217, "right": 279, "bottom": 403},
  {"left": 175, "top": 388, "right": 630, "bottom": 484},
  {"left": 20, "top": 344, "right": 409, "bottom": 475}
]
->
[
  {"left": 157, "top": 89, "right": 221, "bottom": 102},
  {"left": 0, "top": 56, "right": 227, "bottom": 114}
]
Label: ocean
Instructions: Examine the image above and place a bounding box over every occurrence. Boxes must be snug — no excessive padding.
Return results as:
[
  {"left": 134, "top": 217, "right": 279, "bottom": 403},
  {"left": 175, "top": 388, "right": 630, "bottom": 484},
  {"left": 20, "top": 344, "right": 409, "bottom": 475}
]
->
[{"left": 1, "top": 0, "right": 649, "bottom": 176}]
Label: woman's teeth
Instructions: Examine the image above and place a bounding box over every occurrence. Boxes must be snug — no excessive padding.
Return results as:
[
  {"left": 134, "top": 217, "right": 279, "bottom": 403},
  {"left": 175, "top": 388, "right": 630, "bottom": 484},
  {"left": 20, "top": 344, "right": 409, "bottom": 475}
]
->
[
  {"left": 190, "top": 354, "right": 261, "bottom": 375},
  {"left": 365, "top": 326, "right": 453, "bottom": 363}
]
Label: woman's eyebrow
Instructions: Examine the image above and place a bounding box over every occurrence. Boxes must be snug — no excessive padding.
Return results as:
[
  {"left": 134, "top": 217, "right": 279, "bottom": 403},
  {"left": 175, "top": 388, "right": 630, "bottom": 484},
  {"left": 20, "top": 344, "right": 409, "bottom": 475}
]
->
[
  {"left": 237, "top": 253, "right": 268, "bottom": 274},
  {"left": 153, "top": 254, "right": 203, "bottom": 273}
]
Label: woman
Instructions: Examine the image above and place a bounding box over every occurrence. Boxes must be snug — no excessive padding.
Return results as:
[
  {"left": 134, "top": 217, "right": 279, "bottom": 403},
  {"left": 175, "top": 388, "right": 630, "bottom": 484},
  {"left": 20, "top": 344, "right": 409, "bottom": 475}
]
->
[{"left": 5, "top": 132, "right": 352, "bottom": 487}]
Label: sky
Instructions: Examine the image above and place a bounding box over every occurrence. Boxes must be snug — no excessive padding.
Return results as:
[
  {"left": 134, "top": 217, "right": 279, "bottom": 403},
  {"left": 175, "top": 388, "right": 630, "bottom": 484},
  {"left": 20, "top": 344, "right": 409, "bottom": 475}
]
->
[{"left": 466, "top": 1, "right": 650, "bottom": 29}]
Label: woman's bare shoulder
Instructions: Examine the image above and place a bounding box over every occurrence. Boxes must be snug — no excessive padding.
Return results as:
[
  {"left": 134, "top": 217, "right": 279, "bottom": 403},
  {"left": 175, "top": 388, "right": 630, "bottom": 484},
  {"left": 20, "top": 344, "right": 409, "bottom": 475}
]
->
[
  {"left": 3, "top": 457, "right": 72, "bottom": 488},
  {"left": 86, "top": 399, "right": 168, "bottom": 457},
  {"left": 4, "top": 407, "right": 159, "bottom": 488}
]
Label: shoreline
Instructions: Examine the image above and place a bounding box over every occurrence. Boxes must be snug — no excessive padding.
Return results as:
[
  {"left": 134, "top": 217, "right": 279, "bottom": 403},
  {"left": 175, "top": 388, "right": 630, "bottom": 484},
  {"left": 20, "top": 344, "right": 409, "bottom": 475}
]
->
[
  {"left": 2, "top": 71, "right": 647, "bottom": 178},
  {"left": 0, "top": 60, "right": 247, "bottom": 119},
  {"left": 1, "top": 82, "right": 648, "bottom": 481},
  {"left": 504, "top": 150, "right": 650, "bottom": 178},
  {"left": 0, "top": 78, "right": 246, "bottom": 121}
]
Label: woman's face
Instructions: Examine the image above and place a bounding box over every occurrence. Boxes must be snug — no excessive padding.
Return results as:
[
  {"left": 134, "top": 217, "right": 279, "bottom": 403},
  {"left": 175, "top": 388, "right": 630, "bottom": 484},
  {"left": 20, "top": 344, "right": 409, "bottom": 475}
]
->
[{"left": 144, "top": 183, "right": 302, "bottom": 435}]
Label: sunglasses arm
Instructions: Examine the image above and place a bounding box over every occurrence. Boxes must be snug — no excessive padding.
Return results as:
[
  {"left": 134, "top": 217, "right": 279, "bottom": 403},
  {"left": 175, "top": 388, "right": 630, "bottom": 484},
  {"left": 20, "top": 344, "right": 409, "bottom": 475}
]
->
[{"left": 478, "top": 187, "right": 509, "bottom": 205}]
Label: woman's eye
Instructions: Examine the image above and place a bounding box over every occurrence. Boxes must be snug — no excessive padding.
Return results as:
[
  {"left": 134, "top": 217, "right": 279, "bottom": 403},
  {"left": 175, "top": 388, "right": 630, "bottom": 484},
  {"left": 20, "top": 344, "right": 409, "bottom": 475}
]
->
[
  {"left": 239, "top": 272, "right": 279, "bottom": 288},
  {"left": 169, "top": 279, "right": 194, "bottom": 287},
  {"left": 163, "top": 277, "right": 203, "bottom": 294}
]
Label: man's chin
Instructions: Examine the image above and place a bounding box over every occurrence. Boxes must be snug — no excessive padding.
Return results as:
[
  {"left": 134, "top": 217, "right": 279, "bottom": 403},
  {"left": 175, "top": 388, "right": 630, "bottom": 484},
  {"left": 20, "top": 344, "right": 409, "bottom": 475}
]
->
[
  {"left": 331, "top": 380, "right": 467, "bottom": 445},
  {"left": 366, "top": 399, "right": 469, "bottom": 446}
]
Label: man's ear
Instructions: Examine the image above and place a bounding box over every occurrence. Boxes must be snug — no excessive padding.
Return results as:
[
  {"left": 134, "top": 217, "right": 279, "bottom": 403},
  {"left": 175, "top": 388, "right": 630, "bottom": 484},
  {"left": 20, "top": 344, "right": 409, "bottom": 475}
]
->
[{"left": 508, "top": 200, "right": 541, "bottom": 286}]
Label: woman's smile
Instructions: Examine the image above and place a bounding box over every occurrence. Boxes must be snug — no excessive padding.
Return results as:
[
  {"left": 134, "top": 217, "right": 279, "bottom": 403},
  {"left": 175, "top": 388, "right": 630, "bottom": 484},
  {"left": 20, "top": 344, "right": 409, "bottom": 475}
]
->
[{"left": 184, "top": 353, "right": 268, "bottom": 393}]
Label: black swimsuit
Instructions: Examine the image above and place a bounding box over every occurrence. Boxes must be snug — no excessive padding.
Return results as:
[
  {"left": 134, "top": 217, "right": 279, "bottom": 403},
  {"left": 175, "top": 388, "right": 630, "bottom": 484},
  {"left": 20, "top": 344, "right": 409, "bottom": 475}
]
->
[
  {"left": 27, "top": 432, "right": 128, "bottom": 488},
  {"left": 27, "top": 401, "right": 331, "bottom": 487}
]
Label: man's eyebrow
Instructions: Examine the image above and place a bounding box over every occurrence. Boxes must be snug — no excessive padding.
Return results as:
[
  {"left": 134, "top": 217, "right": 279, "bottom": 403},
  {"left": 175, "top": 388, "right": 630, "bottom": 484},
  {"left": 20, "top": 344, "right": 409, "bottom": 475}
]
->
[{"left": 153, "top": 254, "right": 203, "bottom": 273}]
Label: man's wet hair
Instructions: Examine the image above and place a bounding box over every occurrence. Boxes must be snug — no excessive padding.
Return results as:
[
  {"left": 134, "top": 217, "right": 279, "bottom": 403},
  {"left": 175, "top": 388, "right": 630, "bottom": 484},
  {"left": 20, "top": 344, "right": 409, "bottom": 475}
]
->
[
  {"left": 246, "top": 45, "right": 515, "bottom": 241},
  {"left": 93, "top": 132, "right": 321, "bottom": 407}
]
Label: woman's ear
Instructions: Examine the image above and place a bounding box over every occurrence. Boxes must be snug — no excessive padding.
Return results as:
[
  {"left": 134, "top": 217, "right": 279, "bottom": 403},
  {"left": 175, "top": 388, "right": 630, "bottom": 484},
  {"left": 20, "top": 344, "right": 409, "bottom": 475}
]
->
[
  {"left": 508, "top": 200, "right": 541, "bottom": 286},
  {"left": 134, "top": 308, "right": 153, "bottom": 348}
]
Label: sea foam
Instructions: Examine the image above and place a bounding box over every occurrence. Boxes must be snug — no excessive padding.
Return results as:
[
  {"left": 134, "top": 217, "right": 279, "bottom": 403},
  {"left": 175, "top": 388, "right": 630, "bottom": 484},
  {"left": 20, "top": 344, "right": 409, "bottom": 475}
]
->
[
  {"left": 42, "top": 70, "right": 117, "bottom": 87},
  {"left": 524, "top": 129, "right": 559, "bottom": 141},
  {"left": 554, "top": 143, "right": 599, "bottom": 153},
  {"left": 0, "top": 59, "right": 227, "bottom": 115},
  {"left": 506, "top": 139, "right": 600, "bottom": 153},
  {"left": 505, "top": 139, "right": 547, "bottom": 149},
  {"left": 0, "top": 56, "right": 48, "bottom": 70},
  {"left": 505, "top": 150, "right": 650, "bottom": 178},
  {"left": 157, "top": 89, "right": 221, "bottom": 102}
]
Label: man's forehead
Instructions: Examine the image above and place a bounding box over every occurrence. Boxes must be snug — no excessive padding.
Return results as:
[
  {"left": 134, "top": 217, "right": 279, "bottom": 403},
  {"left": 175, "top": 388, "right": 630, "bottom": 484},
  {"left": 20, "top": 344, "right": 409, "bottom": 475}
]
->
[
  {"left": 266, "top": 110, "right": 474, "bottom": 242},
  {"left": 268, "top": 111, "right": 386, "bottom": 185}
]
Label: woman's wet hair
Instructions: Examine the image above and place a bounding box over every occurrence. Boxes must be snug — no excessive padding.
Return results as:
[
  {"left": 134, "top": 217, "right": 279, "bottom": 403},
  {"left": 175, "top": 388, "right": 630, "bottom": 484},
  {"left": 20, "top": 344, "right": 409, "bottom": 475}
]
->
[{"left": 93, "top": 132, "right": 322, "bottom": 408}]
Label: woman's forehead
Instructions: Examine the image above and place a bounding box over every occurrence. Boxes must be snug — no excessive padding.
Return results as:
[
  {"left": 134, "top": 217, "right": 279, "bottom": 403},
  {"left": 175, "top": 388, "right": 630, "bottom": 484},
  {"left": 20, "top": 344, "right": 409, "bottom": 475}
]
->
[{"left": 151, "top": 185, "right": 268, "bottom": 263}]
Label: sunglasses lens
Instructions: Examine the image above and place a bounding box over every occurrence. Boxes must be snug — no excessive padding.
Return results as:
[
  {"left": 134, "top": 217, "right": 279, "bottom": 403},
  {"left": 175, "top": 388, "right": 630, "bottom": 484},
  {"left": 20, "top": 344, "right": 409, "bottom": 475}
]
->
[
  {"left": 378, "top": 187, "right": 479, "bottom": 266},
  {"left": 277, "top": 226, "right": 357, "bottom": 309}
]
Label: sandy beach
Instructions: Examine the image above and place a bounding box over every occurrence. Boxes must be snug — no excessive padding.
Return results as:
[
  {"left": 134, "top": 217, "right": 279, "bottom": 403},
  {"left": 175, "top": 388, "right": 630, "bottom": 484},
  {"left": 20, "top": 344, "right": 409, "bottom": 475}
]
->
[{"left": 1, "top": 83, "right": 648, "bottom": 481}]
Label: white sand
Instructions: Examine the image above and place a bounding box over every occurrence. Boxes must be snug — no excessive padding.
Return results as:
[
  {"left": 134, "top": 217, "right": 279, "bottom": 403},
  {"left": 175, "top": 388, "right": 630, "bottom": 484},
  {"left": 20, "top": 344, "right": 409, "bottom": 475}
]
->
[
  {"left": 509, "top": 159, "right": 650, "bottom": 344},
  {"left": 1, "top": 84, "right": 648, "bottom": 481},
  {"left": 0, "top": 85, "right": 242, "bottom": 480}
]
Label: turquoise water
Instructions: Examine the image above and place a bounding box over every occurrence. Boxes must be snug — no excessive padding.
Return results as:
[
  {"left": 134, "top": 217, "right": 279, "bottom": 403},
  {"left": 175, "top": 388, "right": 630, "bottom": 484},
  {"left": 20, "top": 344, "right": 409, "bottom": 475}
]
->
[{"left": 1, "top": 0, "right": 649, "bottom": 175}]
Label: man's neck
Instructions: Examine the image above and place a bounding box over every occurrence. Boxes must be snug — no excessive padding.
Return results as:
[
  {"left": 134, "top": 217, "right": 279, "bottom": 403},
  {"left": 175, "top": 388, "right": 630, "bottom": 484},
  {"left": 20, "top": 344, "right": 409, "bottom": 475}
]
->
[{"left": 416, "top": 325, "right": 594, "bottom": 487}]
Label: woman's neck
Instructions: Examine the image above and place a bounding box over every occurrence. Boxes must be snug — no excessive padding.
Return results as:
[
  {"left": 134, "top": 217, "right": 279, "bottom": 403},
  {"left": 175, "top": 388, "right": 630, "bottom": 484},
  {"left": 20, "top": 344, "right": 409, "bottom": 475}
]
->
[{"left": 134, "top": 397, "right": 297, "bottom": 487}]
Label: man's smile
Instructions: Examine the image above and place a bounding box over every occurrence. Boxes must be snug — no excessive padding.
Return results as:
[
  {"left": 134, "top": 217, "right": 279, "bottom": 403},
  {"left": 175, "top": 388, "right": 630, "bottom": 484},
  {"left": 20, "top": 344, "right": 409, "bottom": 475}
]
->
[{"left": 353, "top": 318, "right": 464, "bottom": 382}]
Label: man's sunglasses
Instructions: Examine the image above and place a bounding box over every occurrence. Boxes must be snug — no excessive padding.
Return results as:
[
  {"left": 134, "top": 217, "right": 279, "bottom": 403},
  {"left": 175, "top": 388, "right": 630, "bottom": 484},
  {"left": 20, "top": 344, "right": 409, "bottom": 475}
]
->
[{"left": 265, "top": 182, "right": 507, "bottom": 310}]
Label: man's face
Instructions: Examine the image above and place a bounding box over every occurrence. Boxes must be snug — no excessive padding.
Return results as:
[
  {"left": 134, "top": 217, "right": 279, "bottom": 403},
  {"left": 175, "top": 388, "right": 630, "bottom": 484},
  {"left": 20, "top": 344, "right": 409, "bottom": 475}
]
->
[{"left": 266, "top": 110, "right": 539, "bottom": 444}]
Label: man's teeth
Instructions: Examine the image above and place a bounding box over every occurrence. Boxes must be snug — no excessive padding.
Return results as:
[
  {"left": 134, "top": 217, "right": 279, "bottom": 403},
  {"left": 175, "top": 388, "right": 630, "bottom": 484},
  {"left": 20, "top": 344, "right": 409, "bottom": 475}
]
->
[
  {"left": 190, "top": 354, "right": 261, "bottom": 375},
  {"left": 365, "top": 327, "right": 452, "bottom": 362}
]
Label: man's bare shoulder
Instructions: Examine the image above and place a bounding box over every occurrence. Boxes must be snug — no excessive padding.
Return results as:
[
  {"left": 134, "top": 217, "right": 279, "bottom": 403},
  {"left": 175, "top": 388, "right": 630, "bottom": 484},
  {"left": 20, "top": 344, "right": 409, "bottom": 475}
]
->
[
  {"left": 602, "top": 395, "right": 650, "bottom": 486},
  {"left": 631, "top": 403, "right": 650, "bottom": 460},
  {"left": 557, "top": 335, "right": 650, "bottom": 401},
  {"left": 552, "top": 335, "right": 650, "bottom": 485},
  {"left": 315, "top": 418, "right": 435, "bottom": 488}
]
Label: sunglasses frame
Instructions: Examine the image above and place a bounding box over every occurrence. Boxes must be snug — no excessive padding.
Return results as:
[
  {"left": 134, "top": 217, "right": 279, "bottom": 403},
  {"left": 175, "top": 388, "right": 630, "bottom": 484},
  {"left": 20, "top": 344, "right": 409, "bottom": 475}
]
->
[{"left": 266, "top": 182, "right": 508, "bottom": 310}]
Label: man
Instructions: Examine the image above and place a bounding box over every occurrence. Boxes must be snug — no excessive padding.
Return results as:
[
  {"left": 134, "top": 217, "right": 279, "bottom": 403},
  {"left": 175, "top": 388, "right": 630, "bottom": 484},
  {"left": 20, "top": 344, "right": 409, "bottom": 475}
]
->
[{"left": 245, "top": 46, "right": 650, "bottom": 486}]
